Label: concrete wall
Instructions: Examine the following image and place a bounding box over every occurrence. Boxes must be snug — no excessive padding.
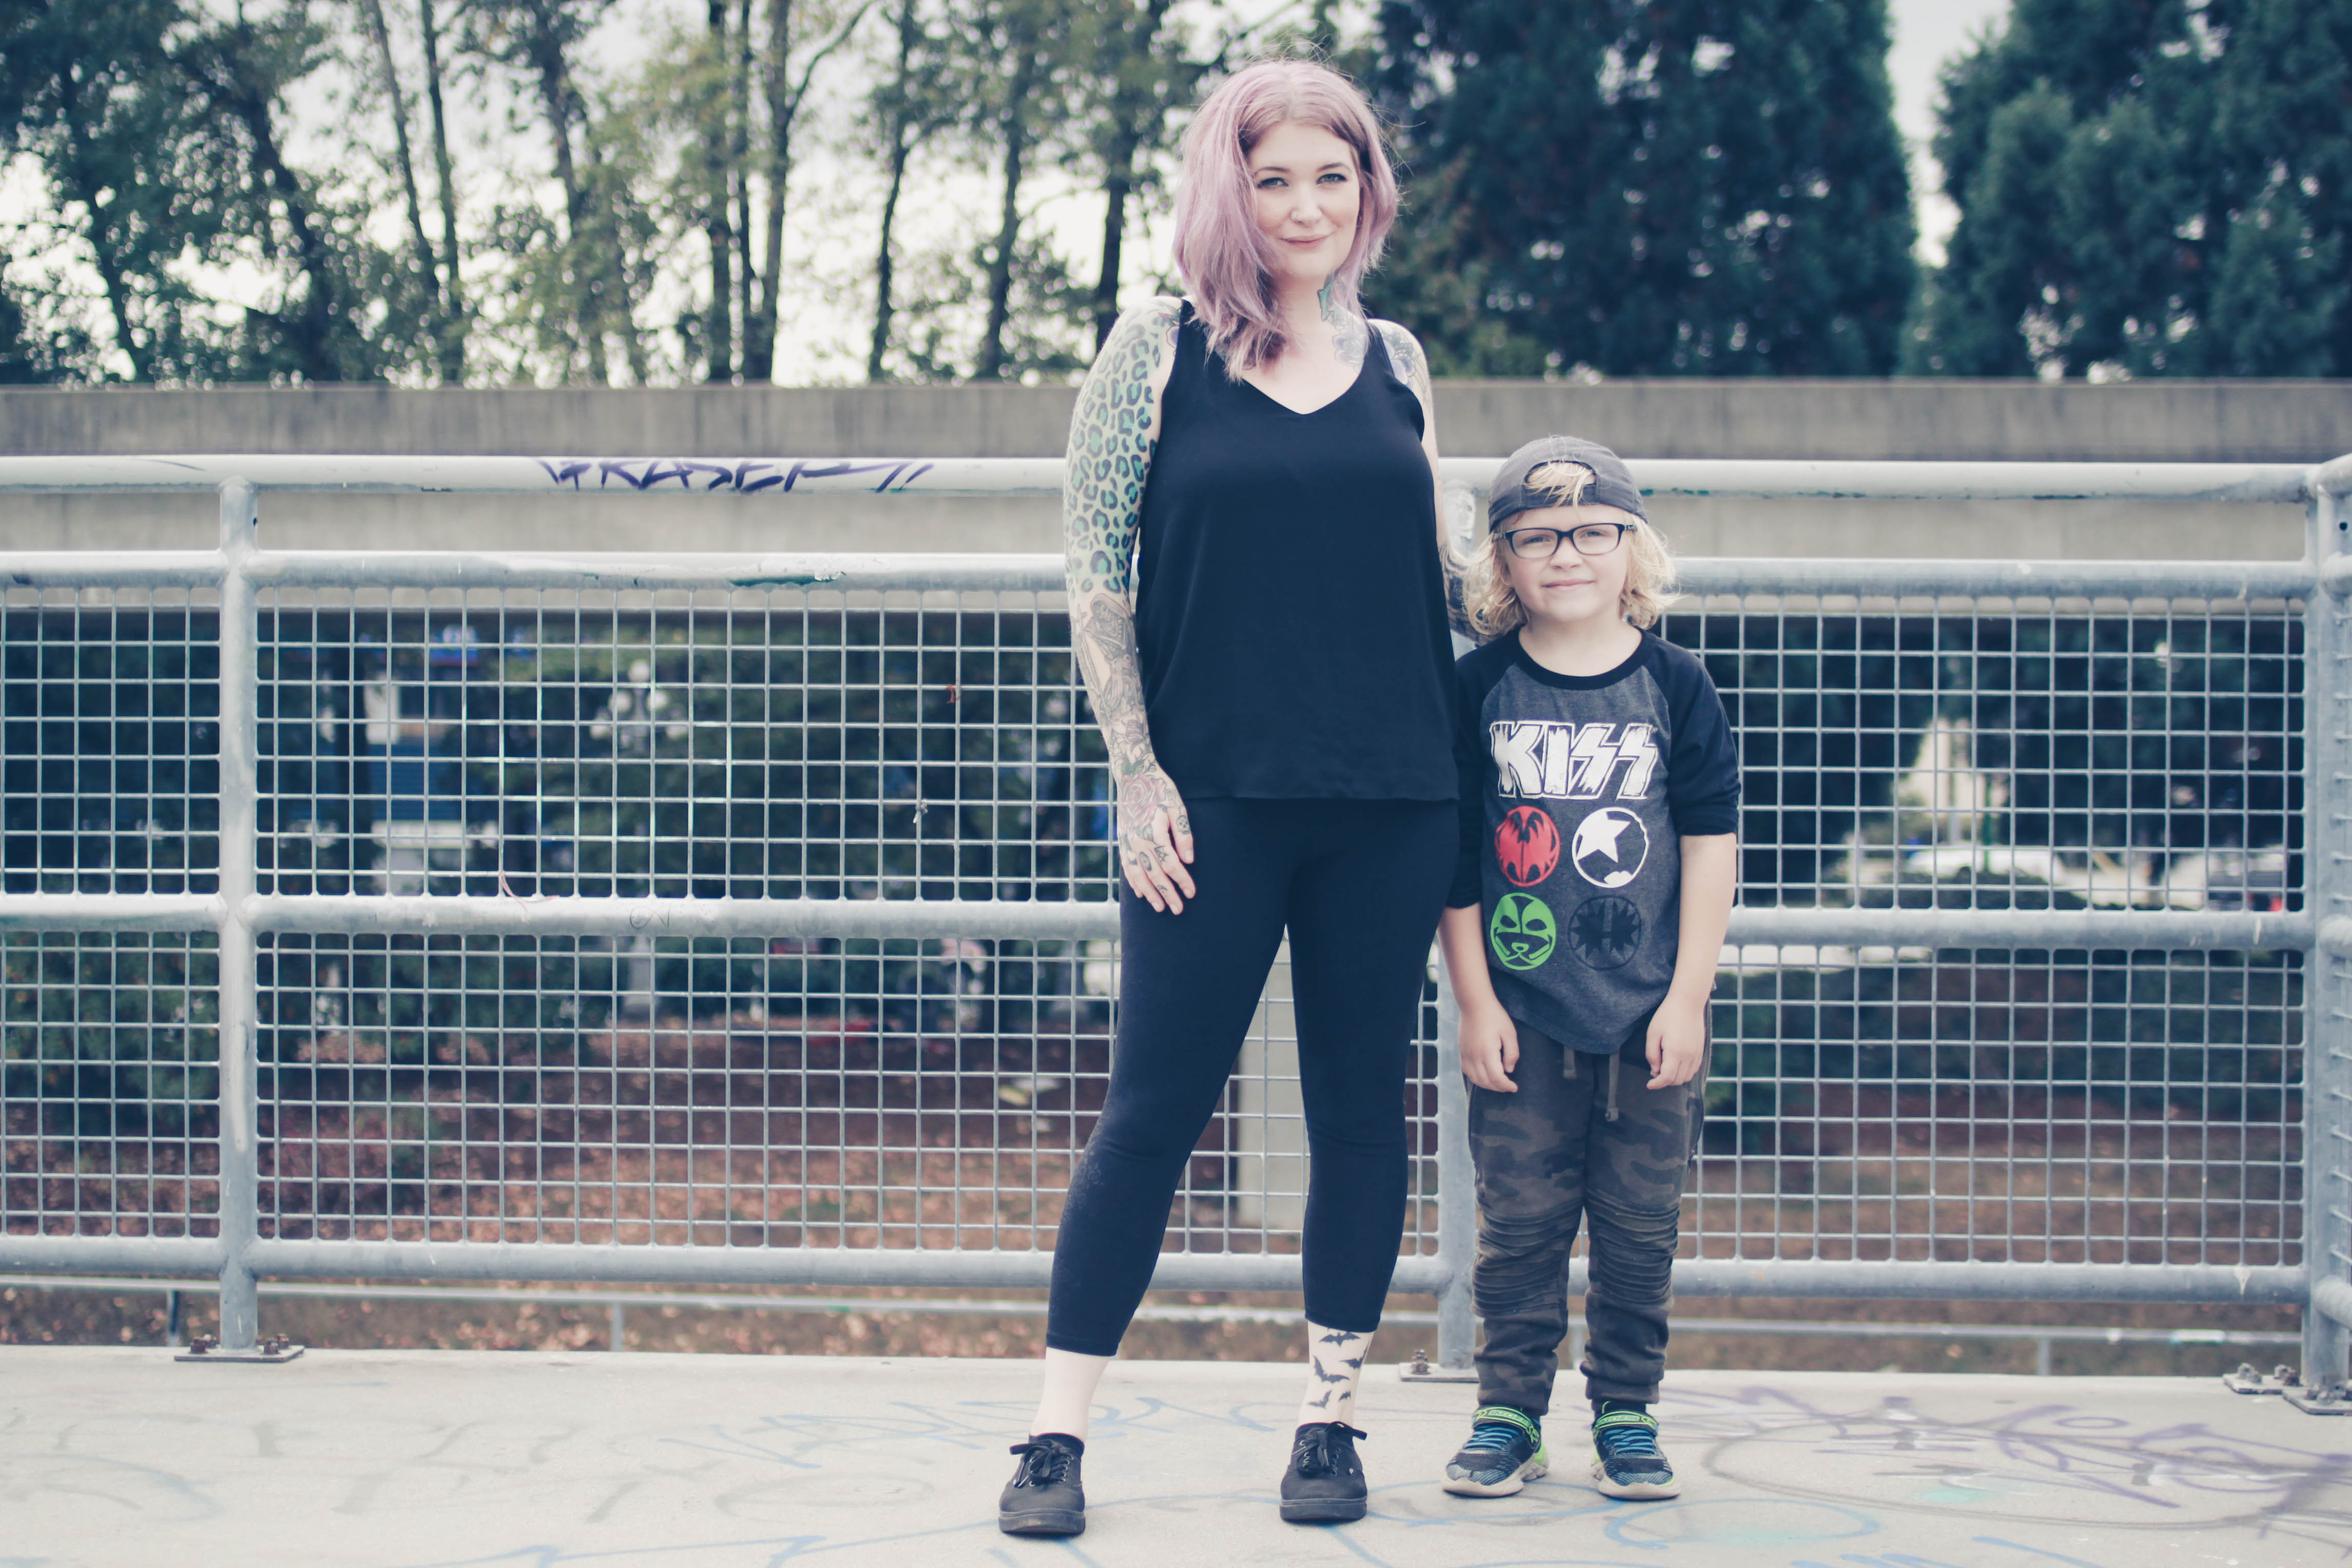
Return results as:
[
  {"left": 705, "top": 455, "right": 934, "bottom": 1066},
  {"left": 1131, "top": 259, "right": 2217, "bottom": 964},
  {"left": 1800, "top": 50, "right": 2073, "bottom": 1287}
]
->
[{"left": 7, "top": 381, "right": 2348, "bottom": 558}]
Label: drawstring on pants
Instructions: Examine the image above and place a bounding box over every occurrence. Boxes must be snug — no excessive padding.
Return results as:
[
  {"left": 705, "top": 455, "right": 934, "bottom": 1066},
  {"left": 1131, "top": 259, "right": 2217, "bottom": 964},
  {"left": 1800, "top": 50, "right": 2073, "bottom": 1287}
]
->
[{"left": 1560, "top": 1044, "right": 1625, "bottom": 1121}]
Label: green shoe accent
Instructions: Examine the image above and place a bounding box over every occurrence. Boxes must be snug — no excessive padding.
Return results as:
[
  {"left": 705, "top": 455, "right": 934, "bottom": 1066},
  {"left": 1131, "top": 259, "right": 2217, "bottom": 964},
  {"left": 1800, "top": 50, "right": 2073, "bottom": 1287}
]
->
[
  {"left": 1444, "top": 1405, "right": 1549, "bottom": 1497},
  {"left": 1590, "top": 1407, "right": 1677, "bottom": 1500}
]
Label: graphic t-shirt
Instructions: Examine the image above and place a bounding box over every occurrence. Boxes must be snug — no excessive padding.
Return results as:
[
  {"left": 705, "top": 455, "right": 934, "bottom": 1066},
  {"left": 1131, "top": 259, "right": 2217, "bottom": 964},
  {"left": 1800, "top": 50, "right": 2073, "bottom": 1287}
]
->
[{"left": 1448, "top": 629, "right": 1741, "bottom": 1052}]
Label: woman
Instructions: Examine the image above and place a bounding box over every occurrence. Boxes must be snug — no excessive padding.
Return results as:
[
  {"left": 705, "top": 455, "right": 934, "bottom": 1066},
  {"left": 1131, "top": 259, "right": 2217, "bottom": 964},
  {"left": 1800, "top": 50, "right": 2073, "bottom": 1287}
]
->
[{"left": 999, "top": 59, "right": 1468, "bottom": 1536}]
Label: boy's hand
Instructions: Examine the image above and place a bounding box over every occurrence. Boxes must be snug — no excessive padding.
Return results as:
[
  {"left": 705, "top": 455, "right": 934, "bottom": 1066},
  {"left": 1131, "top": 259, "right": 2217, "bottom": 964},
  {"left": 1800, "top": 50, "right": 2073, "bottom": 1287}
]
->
[
  {"left": 1645, "top": 995, "right": 1709, "bottom": 1089},
  {"left": 1460, "top": 1003, "right": 1520, "bottom": 1093}
]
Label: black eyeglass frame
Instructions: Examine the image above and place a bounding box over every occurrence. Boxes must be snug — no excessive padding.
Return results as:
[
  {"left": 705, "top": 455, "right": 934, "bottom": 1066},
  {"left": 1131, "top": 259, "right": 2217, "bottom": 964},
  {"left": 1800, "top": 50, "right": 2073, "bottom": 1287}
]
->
[{"left": 1497, "top": 521, "right": 1637, "bottom": 560}]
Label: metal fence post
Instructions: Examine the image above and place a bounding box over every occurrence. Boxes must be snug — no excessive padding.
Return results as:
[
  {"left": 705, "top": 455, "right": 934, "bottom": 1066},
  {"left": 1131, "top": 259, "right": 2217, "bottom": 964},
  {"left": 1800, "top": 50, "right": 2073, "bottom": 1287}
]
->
[
  {"left": 212, "top": 480, "right": 263, "bottom": 1353},
  {"left": 2308, "top": 475, "right": 2352, "bottom": 1386},
  {"left": 1433, "top": 959, "right": 1476, "bottom": 1370}
]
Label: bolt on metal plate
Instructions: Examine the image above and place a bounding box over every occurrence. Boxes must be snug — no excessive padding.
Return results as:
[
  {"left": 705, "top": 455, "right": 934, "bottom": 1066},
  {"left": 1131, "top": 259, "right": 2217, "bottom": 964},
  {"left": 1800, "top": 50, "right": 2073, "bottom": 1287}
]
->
[
  {"left": 2282, "top": 1381, "right": 2352, "bottom": 1416},
  {"left": 2222, "top": 1362, "right": 2301, "bottom": 1395},
  {"left": 1397, "top": 1347, "right": 1478, "bottom": 1383},
  {"left": 174, "top": 1334, "right": 305, "bottom": 1365}
]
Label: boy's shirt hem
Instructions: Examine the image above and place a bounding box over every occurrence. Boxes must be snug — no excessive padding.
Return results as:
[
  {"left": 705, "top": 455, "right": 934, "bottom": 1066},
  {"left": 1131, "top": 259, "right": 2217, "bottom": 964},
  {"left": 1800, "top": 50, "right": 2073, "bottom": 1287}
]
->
[{"left": 1450, "top": 628, "right": 1740, "bottom": 1053}]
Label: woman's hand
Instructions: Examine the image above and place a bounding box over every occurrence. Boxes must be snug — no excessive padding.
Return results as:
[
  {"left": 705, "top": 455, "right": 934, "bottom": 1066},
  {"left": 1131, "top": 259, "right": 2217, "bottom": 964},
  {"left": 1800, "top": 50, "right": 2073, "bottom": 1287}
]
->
[
  {"left": 1459, "top": 998, "right": 1520, "bottom": 1093},
  {"left": 1119, "top": 766, "right": 1197, "bottom": 913},
  {"left": 1645, "top": 994, "right": 1709, "bottom": 1089}
]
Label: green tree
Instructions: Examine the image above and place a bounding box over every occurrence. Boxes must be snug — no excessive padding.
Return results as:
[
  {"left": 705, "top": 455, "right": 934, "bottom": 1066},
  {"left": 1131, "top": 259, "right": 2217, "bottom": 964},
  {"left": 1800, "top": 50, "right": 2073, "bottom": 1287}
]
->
[
  {"left": 3, "top": 0, "right": 424, "bottom": 382},
  {"left": 465, "top": 0, "right": 641, "bottom": 382},
  {"left": 354, "top": 0, "right": 463, "bottom": 381},
  {"left": 180, "top": 7, "right": 381, "bottom": 382},
  {"left": 3, "top": 0, "right": 222, "bottom": 381},
  {"left": 967, "top": 0, "right": 1078, "bottom": 381},
  {"left": 1076, "top": 0, "right": 1192, "bottom": 351},
  {"left": 742, "top": 0, "right": 876, "bottom": 381},
  {"left": 1370, "top": 0, "right": 1916, "bottom": 376},
  {"left": 0, "top": 273, "right": 60, "bottom": 383},
  {"left": 1917, "top": 0, "right": 2351, "bottom": 376},
  {"left": 862, "top": 0, "right": 957, "bottom": 380}
]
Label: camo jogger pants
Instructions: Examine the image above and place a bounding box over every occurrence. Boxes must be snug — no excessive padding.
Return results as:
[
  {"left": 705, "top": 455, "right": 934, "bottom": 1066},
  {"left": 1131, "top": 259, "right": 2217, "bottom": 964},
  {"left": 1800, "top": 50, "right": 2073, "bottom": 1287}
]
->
[{"left": 1468, "top": 1011, "right": 1705, "bottom": 1415}]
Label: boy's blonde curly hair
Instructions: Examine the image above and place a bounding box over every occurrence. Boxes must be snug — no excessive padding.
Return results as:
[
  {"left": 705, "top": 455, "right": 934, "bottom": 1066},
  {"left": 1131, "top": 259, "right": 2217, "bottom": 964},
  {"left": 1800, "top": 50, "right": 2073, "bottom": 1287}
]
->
[{"left": 1467, "top": 460, "right": 1678, "bottom": 640}]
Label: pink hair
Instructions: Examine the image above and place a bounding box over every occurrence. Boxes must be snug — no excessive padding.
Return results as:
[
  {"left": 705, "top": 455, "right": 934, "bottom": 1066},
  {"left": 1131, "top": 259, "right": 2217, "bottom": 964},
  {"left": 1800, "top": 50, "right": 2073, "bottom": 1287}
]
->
[{"left": 1171, "top": 60, "right": 1399, "bottom": 373}]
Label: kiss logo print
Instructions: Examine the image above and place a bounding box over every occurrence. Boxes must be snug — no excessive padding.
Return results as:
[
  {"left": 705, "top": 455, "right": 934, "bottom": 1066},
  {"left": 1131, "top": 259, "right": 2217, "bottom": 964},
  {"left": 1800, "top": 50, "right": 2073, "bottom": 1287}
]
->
[
  {"left": 1489, "top": 893, "right": 1557, "bottom": 971},
  {"left": 1495, "top": 806, "right": 1562, "bottom": 888},
  {"left": 1567, "top": 896, "right": 1643, "bottom": 970},
  {"left": 1571, "top": 806, "right": 1650, "bottom": 889}
]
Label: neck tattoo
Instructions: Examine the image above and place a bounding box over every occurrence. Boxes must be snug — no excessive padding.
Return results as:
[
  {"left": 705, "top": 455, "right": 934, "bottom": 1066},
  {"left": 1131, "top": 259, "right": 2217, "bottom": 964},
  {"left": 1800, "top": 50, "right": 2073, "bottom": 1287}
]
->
[{"left": 1318, "top": 276, "right": 1369, "bottom": 369}]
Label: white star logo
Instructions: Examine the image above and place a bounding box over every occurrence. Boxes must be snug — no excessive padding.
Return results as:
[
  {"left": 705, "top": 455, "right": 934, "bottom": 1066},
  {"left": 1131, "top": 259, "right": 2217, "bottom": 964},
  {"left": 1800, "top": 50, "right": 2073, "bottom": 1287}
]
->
[
  {"left": 1572, "top": 808, "right": 1649, "bottom": 889},
  {"left": 1575, "top": 812, "right": 1632, "bottom": 862}
]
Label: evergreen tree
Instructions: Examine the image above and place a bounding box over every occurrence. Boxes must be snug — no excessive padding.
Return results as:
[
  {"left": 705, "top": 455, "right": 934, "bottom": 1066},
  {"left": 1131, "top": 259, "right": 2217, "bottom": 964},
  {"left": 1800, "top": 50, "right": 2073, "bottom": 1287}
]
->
[
  {"left": 1370, "top": 0, "right": 1915, "bottom": 376},
  {"left": 1918, "top": 0, "right": 2351, "bottom": 376}
]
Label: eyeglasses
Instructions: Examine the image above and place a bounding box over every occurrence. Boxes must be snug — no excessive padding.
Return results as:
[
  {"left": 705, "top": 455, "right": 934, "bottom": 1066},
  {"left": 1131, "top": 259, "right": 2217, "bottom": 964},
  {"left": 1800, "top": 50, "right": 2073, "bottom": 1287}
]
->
[{"left": 1499, "top": 522, "right": 1635, "bottom": 560}]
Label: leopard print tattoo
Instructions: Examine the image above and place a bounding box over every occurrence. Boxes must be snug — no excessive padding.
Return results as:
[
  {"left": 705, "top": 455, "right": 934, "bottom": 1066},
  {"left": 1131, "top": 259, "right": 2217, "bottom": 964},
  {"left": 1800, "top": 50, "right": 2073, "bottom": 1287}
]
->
[
  {"left": 1375, "top": 319, "right": 1476, "bottom": 637},
  {"left": 1063, "top": 299, "right": 1188, "bottom": 885}
]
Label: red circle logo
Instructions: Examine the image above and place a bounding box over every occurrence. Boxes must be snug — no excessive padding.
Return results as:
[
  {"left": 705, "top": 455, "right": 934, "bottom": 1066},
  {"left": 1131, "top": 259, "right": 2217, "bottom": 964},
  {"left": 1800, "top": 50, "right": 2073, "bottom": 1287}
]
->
[{"left": 1495, "top": 806, "right": 1562, "bottom": 888}]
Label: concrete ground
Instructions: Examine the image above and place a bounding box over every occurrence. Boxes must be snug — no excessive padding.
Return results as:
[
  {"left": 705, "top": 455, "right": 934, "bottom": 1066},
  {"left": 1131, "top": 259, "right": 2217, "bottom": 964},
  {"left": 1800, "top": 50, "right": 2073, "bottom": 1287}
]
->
[{"left": 2, "top": 1348, "right": 2346, "bottom": 1568}]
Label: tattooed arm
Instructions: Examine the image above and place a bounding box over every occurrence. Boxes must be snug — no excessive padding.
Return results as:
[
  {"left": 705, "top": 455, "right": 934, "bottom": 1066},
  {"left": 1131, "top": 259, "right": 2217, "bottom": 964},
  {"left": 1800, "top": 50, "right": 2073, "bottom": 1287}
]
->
[
  {"left": 1373, "top": 319, "right": 1475, "bottom": 638},
  {"left": 1065, "top": 297, "right": 1193, "bottom": 913}
]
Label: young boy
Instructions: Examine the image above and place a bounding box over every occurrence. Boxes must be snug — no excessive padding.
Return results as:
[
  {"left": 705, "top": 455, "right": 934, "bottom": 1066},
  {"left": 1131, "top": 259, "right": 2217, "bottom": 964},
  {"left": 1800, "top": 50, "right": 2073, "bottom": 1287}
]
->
[{"left": 1437, "top": 435, "right": 1738, "bottom": 1502}]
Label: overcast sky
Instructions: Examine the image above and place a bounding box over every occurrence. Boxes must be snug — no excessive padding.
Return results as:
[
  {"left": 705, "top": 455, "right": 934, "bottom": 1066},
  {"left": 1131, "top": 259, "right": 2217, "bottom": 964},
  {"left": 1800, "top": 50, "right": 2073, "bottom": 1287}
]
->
[{"left": 1886, "top": 0, "right": 2013, "bottom": 260}]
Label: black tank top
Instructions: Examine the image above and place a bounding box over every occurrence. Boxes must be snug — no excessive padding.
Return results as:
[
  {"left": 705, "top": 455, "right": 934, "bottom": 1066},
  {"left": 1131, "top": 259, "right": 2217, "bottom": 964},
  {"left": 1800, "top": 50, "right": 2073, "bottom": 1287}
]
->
[{"left": 1132, "top": 303, "right": 1456, "bottom": 801}]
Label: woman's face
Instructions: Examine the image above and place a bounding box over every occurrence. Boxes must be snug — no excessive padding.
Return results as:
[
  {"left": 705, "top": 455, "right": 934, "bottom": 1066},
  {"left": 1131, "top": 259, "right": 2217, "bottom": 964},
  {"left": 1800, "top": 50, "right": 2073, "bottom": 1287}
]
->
[{"left": 1247, "top": 120, "right": 1361, "bottom": 289}]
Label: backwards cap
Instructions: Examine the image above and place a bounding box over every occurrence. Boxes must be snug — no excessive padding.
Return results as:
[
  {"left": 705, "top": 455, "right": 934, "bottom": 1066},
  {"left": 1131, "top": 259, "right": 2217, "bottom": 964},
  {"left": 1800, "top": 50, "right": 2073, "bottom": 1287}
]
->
[{"left": 1487, "top": 435, "right": 1646, "bottom": 532}]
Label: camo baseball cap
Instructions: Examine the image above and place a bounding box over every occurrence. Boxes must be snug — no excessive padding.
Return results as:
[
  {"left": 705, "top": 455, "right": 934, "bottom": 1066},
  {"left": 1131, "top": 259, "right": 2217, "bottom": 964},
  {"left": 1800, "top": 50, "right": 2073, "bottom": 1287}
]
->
[{"left": 1487, "top": 434, "right": 1647, "bottom": 531}]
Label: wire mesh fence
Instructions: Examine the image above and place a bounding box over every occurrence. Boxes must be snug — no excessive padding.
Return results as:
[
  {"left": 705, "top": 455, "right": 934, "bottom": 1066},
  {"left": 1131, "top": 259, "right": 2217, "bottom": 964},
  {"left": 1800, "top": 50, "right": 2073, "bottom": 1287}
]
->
[
  {"left": 245, "top": 589, "right": 1114, "bottom": 904},
  {"left": 1699, "top": 943, "right": 2300, "bottom": 1269},
  {"left": 1, "top": 582, "right": 2310, "bottom": 1265},
  {"left": 2, "top": 930, "right": 221, "bottom": 1238},
  {"left": 1662, "top": 598, "right": 2301, "bottom": 912},
  {"left": 1, "top": 453, "right": 2344, "bottom": 1374},
  {"left": 247, "top": 931, "right": 1444, "bottom": 1259},
  {"left": 2, "top": 588, "right": 223, "bottom": 896}
]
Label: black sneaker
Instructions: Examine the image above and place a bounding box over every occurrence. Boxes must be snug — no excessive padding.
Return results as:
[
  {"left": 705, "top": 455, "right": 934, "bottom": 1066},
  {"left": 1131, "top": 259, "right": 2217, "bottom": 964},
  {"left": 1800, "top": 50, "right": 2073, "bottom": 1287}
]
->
[
  {"left": 1590, "top": 1404, "right": 1677, "bottom": 1500},
  {"left": 1442, "top": 1404, "right": 1548, "bottom": 1497},
  {"left": 1279, "top": 1421, "right": 1369, "bottom": 1523},
  {"left": 999, "top": 1433, "right": 1085, "bottom": 1536}
]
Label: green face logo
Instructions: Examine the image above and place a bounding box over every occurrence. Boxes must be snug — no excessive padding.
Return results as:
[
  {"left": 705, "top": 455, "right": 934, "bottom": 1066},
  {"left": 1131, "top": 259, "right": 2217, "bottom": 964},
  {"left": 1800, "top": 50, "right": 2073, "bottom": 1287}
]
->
[{"left": 1489, "top": 893, "right": 1557, "bottom": 971}]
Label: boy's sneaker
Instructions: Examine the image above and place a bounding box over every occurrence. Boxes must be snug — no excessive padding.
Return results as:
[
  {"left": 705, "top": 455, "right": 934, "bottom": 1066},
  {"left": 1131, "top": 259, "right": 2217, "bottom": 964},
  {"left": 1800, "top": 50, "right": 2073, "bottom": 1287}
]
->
[
  {"left": 1590, "top": 1403, "right": 1678, "bottom": 1499},
  {"left": 1279, "top": 1421, "right": 1369, "bottom": 1523},
  {"left": 999, "top": 1434, "right": 1085, "bottom": 1536},
  {"left": 1442, "top": 1405, "right": 1548, "bottom": 1497}
]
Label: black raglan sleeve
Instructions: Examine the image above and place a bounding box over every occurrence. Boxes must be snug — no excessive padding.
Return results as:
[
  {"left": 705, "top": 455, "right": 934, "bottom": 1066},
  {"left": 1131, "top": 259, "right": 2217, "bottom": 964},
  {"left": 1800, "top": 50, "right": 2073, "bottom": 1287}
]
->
[
  {"left": 1447, "top": 645, "right": 1508, "bottom": 908},
  {"left": 1655, "top": 639, "right": 1741, "bottom": 837}
]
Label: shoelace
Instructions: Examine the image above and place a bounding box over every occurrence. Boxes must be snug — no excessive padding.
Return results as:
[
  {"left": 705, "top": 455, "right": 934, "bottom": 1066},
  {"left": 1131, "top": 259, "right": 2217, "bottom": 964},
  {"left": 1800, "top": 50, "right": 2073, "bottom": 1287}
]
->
[
  {"left": 1007, "top": 1440, "right": 1075, "bottom": 1488},
  {"left": 1291, "top": 1422, "right": 1368, "bottom": 1478},
  {"left": 1459, "top": 1408, "right": 1540, "bottom": 1455},
  {"left": 1593, "top": 1409, "right": 1662, "bottom": 1459}
]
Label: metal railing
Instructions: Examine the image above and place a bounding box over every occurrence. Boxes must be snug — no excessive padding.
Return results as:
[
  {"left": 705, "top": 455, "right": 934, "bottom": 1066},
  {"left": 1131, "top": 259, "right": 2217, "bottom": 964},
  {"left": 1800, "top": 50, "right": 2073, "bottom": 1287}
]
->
[
  {"left": 3, "top": 450, "right": 2348, "bottom": 1383},
  {"left": 4, "top": 1272, "right": 2299, "bottom": 1378}
]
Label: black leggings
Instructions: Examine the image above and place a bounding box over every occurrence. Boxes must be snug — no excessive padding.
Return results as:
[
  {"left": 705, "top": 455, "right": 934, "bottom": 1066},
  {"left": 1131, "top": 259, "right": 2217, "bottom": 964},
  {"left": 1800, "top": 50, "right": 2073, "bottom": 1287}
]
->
[{"left": 1046, "top": 797, "right": 1457, "bottom": 1357}]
